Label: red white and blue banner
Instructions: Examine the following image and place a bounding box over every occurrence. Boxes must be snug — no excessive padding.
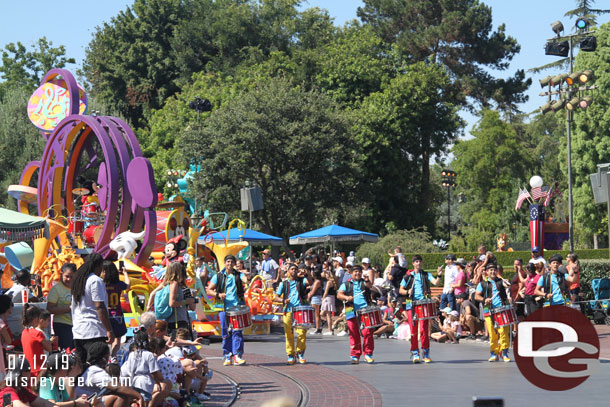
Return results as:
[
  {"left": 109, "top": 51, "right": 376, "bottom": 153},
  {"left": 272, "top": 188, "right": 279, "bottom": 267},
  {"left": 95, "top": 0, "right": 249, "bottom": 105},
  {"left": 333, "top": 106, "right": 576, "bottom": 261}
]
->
[{"left": 529, "top": 204, "right": 545, "bottom": 257}]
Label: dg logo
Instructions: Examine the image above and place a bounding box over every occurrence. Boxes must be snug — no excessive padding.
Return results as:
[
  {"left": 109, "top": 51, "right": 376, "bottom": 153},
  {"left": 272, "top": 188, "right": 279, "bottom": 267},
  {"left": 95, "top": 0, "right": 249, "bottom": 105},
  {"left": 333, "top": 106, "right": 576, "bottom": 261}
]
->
[{"left": 515, "top": 306, "right": 600, "bottom": 391}]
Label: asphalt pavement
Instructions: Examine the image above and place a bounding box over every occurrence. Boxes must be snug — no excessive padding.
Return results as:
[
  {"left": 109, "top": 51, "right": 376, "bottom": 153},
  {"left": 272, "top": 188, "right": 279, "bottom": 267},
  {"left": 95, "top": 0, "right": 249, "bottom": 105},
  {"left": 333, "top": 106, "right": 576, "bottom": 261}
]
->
[{"left": 203, "top": 329, "right": 610, "bottom": 407}]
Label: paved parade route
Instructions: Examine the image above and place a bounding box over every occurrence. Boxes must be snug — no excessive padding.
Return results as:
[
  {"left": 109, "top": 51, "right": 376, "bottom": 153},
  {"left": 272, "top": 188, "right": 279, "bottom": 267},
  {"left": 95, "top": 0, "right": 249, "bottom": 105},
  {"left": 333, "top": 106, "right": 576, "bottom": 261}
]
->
[{"left": 202, "top": 328, "right": 610, "bottom": 407}]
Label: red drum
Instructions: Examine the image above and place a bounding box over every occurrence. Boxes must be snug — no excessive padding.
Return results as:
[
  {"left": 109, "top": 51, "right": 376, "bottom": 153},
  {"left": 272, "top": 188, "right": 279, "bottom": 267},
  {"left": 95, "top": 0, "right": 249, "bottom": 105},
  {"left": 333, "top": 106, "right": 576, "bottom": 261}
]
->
[
  {"left": 413, "top": 299, "right": 436, "bottom": 320},
  {"left": 68, "top": 217, "right": 85, "bottom": 234},
  {"left": 226, "top": 305, "right": 252, "bottom": 330},
  {"left": 292, "top": 305, "right": 315, "bottom": 329},
  {"left": 491, "top": 305, "right": 517, "bottom": 327},
  {"left": 83, "top": 225, "right": 102, "bottom": 247},
  {"left": 357, "top": 305, "right": 383, "bottom": 329}
]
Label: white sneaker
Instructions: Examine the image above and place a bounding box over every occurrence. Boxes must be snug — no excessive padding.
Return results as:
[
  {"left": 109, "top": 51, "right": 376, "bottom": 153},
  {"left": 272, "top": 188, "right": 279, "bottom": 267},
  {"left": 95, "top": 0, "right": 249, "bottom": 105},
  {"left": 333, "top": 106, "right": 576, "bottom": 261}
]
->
[
  {"left": 337, "top": 331, "right": 348, "bottom": 336},
  {"left": 323, "top": 331, "right": 334, "bottom": 336}
]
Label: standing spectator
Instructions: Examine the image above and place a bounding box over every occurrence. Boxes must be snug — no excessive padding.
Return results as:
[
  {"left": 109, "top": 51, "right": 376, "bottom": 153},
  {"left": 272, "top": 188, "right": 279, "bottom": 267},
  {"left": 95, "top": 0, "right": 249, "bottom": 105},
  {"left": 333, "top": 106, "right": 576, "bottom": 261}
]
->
[
  {"left": 510, "top": 259, "right": 526, "bottom": 321},
  {"left": 101, "top": 261, "right": 130, "bottom": 357},
  {"left": 568, "top": 261, "right": 581, "bottom": 304},
  {"left": 452, "top": 259, "right": 467, "bottom": 298},
  {"left": 528, "top": 246, "right": 547, "bottom": 267},
  {"left": 21, "top": 304, "right": 55, "bottom": 378},
  {"left": 321, "top": 269, "right": 337, "bottom": 336},
  {"left": 47, "top": 263, "right": 75, "bottom": 350},
  {"left": 438, "top": 254, "right": 459, "bottom": 311},
  {"left": 308, "top": 268, "right": 324, "bottom": 335},
  {"left": 195, "top": 257, "right": 209, "bottom": 287},
  {"left": 30, "top": 275, "right": 44, "bottom": 301},
  {"left": 361, "top": 258, "right": 374, "bottom": 284},
  {"left": 387, "top": 247, "right": 407, "bottom": 268},
  {"left": 5, "top": 269, "right": 36, "bottom": 303},
  {"left": 164, "top": 262, "right": 190, "bottom": 336},
  {"left": 347, "top": 251, "right": 356, "bottom": 265},
  {"left": 332, "top": 257, "right": 345, "bottom": 284},
  {"left": 71, "top": 252, "right": 114, "bottom": 364},
  {"left": 260, "top": 249, "right": 280, "bottom": 288}
]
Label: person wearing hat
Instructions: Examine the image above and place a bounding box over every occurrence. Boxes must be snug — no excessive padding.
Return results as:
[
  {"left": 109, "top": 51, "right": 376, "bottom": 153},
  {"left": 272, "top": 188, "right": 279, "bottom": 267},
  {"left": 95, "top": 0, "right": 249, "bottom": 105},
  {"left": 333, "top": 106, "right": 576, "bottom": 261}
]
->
[
  {"left": 207, "top": 254, "right": 249, "bottom": 366},
  {"left": 333, "top": 257, "right": 346, "bottom": 284},
  {"left": 528, "top": 246, "right": 547, "bottom": 267},
  {"left": 475, "top": 263, "right": 511, "bottom": 362},
  {"left": 361, "top": 258, "right": 374, "bottom": 284},
  {"left": 438, "top": 254, "right": 459, "bottom": 311},
  {"left": 534, "top": 254, "right": 576, "bottom": 306},
  {"left": 452, "top": 258, "right": 467, "bottom": 298},
  {"left": 337, "top": 265, "right": 375, "bottom": 364},
  {"left": 399, "top": 255, "right": 442, "bottom": 363}
]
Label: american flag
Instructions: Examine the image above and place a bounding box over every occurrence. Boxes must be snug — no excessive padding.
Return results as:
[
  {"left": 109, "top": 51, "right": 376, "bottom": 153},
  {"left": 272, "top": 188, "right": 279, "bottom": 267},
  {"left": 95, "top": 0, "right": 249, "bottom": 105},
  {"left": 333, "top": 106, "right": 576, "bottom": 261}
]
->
[
  {"left": 515, "top": 188, "right": 531, "bottom": 210},
  {"left": 531, "top": 186, "right": 549, "bottom": 201}
]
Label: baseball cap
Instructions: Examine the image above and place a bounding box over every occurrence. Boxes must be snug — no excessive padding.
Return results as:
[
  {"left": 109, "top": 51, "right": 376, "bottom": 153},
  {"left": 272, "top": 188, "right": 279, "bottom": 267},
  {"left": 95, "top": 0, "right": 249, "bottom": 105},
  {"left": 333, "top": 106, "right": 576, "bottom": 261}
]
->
[
  {"left": 332, "top": 256, "right": 343, "bottom": 265},
  {"left": 455, "top": 258, "right": 466, "bottom": 267},
  {"left": 445, "top": 254, "right": 457, "bottom": 261},
  {"left": 345, "top": 261, "right": 353, "bottom": 267},
  {"left": 531, "top": 246, "right": 540, "bottom": 253},
  {"left": 262, "top": 249, "right": 271, "bottom": 255},
  {"left": 361, "top": 257, "right": 370, "bottom": 264},
  {"left": 450, "top": 310, "right": 459, "bottom": 318},
  {"left": 485, "top": 263, "right": 498, "bottom": 270},
  {"left": 441, "top": 307, "right": 452, "bottom": 314}
]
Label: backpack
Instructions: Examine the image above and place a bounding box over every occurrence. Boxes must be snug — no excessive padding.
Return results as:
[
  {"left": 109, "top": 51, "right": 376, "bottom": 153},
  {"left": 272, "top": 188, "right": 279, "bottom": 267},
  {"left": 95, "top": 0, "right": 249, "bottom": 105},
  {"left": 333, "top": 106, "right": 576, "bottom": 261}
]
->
[{"left": 154, "top": 285, "right": 173, "bottom": 319}]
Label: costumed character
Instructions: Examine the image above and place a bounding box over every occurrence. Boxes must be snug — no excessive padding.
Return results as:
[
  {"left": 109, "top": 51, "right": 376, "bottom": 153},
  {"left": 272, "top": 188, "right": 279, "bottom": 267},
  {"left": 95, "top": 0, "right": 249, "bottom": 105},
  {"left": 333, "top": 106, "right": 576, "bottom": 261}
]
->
[
  {"left": 337, "top": 265, "right": 375, "bottom": 364},
  {"left": 162, "top": 235, "right": 187, "bottom": 267},
  {"left": 399, "top": 255, "right": 442, "bottom": 363},
  {"left": 206, "top": 254, "right": 249, "bottom": 366},
  {"left": 496, "top": 234, "right": 513, "bottom": 252},
  {"left": 274, "top": 263, "right": 312, "bottom": 364},
  {"left": 109, "top": 230, "right": 146, "bottom": 259},
  {"left": 475, "top": 264, "right": 512, "bottom": 362},
  {"left": 79, "top": 177, "right": 101, "bottom": 226}
]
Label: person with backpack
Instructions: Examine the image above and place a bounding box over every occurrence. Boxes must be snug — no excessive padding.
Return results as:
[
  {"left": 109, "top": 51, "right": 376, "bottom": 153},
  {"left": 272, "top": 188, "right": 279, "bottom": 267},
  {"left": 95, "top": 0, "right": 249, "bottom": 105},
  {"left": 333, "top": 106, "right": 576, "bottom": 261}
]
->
[
  {"left": 534, "top": 254, "right": 576, "bottom": 306},
  {"left": 336, "top": 265, "right": 375, "bottom": 364},
  {"left": 398, "top": 255, "right": 442, "bottom": 363},
  {"left": 274, "top": 263, "right": 313, "bottom": 364},
  {"left": 475, "top": 263, "right": 513, "bottom": 363},
  {"left": 206, "top": 254, "right": 249, "bottom": 366},
  {"left": 149, "top": 262, "right": 192, "bottom": 338}
]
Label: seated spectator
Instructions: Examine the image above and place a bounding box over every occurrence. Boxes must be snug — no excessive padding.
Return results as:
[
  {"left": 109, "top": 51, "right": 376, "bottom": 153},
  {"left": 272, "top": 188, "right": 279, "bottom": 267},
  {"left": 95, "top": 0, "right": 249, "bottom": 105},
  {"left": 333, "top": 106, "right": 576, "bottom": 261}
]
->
[
  {"left": 76, "top": 341, "right": 143, "bottom": 407},
  {"left": 431, "top": 310, "right": 461, "bottom": 343},
  {"left": 38, "top": 352, "right": 80, "bottom": 404},
  {"left": 1, "top": 355, "right": 89, "bottom": 407},
  {"left": 5, "top": 269, "right": 37, "bottom": 303},
  {"left": 373, "top": 297, "right": 394, "bottom": 338},
  {"left": 458, "top": 293, "right": 482, "bottom": 339},
  {"left": 120, "top": 330, "right": 169, "bottom": 407}
]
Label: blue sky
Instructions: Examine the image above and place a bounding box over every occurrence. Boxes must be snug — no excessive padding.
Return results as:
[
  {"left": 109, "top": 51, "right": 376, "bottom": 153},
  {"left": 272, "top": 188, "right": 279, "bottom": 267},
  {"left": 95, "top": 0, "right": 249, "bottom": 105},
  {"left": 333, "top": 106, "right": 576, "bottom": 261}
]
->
[{"left": 1, "top": 0, "right": 608, "bottom": 136}]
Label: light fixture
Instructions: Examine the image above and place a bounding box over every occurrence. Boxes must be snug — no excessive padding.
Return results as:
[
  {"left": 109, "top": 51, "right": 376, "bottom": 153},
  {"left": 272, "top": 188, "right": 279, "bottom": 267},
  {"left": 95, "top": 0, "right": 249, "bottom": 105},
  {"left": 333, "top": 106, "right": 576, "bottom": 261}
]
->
[
  {"left": 566, "top": 97, "right": 580, "bottom": 110},
  {"left": 551, "top": 20, "right": 564, "bottom": 35},
  {"left": 551, "top": 99, "right": 566, "bottom": 112},
  {"left": 540, "top": 102, "right": 553, "bottom": 114},
  {"left": 580, "top": 36, "right": 597, "bottom": 52},
  {"left": 575, "top": 18, "right": 589, "bottom": 31},
  {"left": 565, "top": 72, "right": 581, "bottom": 86},
  {"left": 550, "top": 73, "right": 568, "bottom": 87},
  {"left": 545, "top": 41, "right": 570, "bottom": 57},
  {"left": 540, "top": 76, "right": 553, "bottom": 87},
  {"left": 579, "top": 70, "right": 594, "bottom": 83},
  {"left": 579, "top": 95, "right": 593, "bottom": 109}
]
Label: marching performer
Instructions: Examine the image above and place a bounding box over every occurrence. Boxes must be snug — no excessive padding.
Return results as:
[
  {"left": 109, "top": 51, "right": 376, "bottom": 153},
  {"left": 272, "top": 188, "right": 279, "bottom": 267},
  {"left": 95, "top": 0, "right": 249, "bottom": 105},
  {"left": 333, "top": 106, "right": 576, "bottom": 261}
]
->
[
  {"left": 399, "top": 255, "right": 442, "bottom": 363},
  {"left": 534, "top": 254, "right": 576, "bottom": 306},
  {"left": 474, "top": 263, "right": 511, "bottom": 362},
  {"left": 274, "top": 263, "right": 312, "bottom": 364},
  {"left": 337, "top": 265, "right": 375, "bottom": 364},
  {"left": 207, "top": 254, "right": 249, "bottom": 366}
]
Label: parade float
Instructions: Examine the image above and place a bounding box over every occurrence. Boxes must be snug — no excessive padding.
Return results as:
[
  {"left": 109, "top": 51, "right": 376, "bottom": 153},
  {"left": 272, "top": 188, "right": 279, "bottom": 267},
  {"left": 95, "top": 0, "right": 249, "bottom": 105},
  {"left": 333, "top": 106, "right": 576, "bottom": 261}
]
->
[{"left": 2, "top": 68, "right": 279, "bottom": 337}]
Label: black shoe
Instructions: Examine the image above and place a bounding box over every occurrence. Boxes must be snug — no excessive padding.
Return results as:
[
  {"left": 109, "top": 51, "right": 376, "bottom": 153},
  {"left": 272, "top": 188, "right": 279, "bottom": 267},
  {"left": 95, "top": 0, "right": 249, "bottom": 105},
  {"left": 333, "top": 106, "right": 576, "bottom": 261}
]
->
[{"left": 467, "top": 334, "right": 476, "bottom": 340}]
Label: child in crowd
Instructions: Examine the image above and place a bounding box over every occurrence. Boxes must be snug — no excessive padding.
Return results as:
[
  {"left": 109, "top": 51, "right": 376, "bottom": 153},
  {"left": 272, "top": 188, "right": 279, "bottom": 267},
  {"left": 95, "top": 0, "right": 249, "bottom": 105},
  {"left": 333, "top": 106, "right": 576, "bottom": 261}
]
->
[
  {"left": 432, "top": 310, "right": 461, "bottom": 343},
  {"left": 165, "top": 329, "right": 210, "bottom": 402},
  {"left": 21, "top": 304, "right": 56, "bottom": 377},
  {"left": 150, "top": 337, "right": 181, "bottom": 407},
  {"left": 0, "top": 294, "right": 14, "bottom": 373},
  {"left": 36, "top": 310, "right": 54, "bottom": 357},
  {"left": 102, "top": 260, "right": 130, "bottom": 356}
]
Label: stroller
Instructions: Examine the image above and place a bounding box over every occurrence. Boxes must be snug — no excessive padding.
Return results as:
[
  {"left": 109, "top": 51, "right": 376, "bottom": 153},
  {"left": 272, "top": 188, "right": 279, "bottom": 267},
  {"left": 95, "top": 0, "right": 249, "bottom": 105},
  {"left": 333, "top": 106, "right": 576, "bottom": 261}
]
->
[{"left": 590, "top": 278, "right": 610, "bottom": 325}]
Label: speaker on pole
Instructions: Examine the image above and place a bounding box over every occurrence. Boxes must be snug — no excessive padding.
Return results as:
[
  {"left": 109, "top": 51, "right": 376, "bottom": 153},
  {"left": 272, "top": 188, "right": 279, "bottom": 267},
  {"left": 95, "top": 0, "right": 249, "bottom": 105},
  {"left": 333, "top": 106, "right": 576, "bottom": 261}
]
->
[{"left": 240, "top": 185, "right": 264, "bottom": 212}]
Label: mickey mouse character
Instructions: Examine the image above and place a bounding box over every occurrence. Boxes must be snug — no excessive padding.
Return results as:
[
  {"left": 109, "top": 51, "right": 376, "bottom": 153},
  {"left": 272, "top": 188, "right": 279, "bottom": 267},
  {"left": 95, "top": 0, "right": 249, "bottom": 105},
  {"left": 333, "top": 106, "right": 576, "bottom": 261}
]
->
[{"left": 162, "top": 235, "right": 187, "bottom": 266}]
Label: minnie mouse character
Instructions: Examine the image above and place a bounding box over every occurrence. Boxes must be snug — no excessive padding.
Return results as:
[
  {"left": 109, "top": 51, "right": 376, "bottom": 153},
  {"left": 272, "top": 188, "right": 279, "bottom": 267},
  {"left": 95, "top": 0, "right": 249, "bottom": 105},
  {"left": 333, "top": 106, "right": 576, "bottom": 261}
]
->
[{"left": 162, "top": 235, "right": 187, "bottom": 266}]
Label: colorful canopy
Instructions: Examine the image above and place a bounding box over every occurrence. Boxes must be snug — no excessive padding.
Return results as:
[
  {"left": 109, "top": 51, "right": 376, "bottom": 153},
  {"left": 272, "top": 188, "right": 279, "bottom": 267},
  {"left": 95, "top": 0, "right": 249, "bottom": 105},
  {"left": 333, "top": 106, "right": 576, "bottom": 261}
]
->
[
  {"left": 199, "top": 228, "right": 283, "bottom": 246},
  {"left": 0, "top": 208, "right": 48, "bottom": 241},
  {"left": 289, "top": 224, "right": 378, "bottom": 245}
]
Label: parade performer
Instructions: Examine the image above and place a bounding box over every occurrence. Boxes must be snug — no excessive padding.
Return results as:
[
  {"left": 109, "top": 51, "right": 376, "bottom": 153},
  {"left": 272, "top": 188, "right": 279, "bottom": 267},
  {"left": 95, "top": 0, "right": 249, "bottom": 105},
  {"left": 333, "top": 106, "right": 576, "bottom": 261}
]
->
[
  {"left": 534, "top": 254, "right": 576, "bottom": 306},
  {"left": 474, "top": 264, "right": 511, "bottom": 362},
  {"left": 337, "top": 265, "right": 375, "bottom": 364},
  {"left": 206, "top": 254, "right": 248, "bottom": 366},
  {"left": 399, "top": 255, "right": 442, "bottom": 363},
  {"left": 274, "top": 263, "right": 313, "bottom": 364},
  {"left": 162, "top": 235, "right": 187, "bottom": 267}
]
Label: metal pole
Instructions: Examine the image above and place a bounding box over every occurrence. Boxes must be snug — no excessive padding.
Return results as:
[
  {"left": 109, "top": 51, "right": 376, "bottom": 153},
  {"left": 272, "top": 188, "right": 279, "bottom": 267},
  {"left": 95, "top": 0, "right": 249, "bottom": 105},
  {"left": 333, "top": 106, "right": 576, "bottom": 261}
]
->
[
  {"left": 567, "top": 36, "right": 574, "bottom": 252},
  {"left": 447, "top": 186, "right": 451, "bottom": 240},
  {"left": 606, "top": 172, "right": 610, "bottom": 259}
]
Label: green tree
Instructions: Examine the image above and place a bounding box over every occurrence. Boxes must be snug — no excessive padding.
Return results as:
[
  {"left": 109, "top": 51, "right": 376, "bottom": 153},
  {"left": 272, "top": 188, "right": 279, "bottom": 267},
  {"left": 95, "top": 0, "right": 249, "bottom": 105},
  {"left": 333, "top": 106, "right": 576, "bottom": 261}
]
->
[
  {"left": 355, "top": 62, "right": 462, "bottom": 233},
  {"left": 181, "top": 77, "right": 361, "bottom": 241},
  {"left": 0, "top": 87, "right": 46, "bottom": 207},
  {"left": 567, "top": 20, "right": 610, "bottom": 247},
  {"left": 453, "top": 110, "right": 532, "bottom": 250},
  {"left": 357, "top": 0, "right": 529, "bottom": 110},
  {"left": 0, "top": 37, "right": 75, "bottom": 98}
]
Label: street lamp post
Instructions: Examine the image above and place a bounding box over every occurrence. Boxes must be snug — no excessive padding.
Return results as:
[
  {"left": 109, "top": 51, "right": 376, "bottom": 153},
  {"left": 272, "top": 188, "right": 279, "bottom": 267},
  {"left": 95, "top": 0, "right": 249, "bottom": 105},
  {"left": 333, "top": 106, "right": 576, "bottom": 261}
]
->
[{"left": 441, "top": 170, "right": 457, "bottom": 240}]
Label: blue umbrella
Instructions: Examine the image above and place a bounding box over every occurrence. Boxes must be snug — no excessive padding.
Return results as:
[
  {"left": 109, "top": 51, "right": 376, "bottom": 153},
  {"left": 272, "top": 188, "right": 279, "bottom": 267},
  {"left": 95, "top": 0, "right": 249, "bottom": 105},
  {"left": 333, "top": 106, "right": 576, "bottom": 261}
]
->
[
  {"left": 289, "top": 224, "right": 378, "bottom": 245},
  {"left": 198, "top": 228, "right": 283, "bottom": 246}
]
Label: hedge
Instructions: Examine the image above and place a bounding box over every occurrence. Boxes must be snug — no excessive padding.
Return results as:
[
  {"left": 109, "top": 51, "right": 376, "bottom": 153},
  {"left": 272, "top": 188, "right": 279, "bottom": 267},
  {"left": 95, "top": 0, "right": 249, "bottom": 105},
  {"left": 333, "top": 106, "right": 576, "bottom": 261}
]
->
[{"left": 403, "top": 249, "right": 610, "bottom": 269}]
